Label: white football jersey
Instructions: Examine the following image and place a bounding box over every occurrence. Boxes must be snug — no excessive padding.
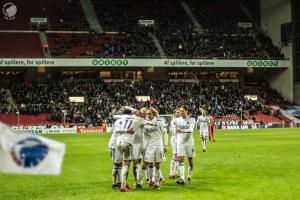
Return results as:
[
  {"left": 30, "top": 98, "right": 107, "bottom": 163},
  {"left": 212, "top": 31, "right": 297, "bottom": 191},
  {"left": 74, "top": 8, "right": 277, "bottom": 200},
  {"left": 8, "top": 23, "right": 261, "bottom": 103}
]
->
[
  {"left": 132, "top": 117, "right": 145, "bottom": 144},
  {"left": 157, "top": 117, "right": 167, "bottom": 128},
  {"left": 144, "top": 118, "right": 166, "bottom": 147},
  {"left": 175, "top": 116, "right": 196, "bottom": 145},
  {"left": 108, "top": 118, "right": 122, "bottom": 149},
  {"left": 197, "top": 115, "right": 209, "bottom": 130},
  {"left": 170, "top": 117, "right": 179, "bottom": 135},
  {"left": 116, "top": 115, "right": 136, "bottom": 145}
]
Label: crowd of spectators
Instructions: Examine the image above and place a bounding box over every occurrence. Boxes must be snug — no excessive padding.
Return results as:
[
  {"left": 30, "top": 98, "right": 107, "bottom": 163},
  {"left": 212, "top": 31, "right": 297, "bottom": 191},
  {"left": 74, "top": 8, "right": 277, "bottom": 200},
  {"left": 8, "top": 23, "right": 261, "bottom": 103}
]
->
[
  {"left": 153, "top": 0, "right": 284, "bottom": 59},
  {"left": 93, "top": 0, "right": 190, "bottom": 32},
  {"left": 257, "top": 33, "right": 284, "bottom": 59},
  {"left": 48, "top": 0, "right": 89, "bottom": 31},
  {"left": 48, "top": 29, "right": 159, "bottom": 58},
  {"left": 155, "top": 31, "right": 265, "bottom": 59},
  {"left": 0, "top": 88, "right": 16, "bottom": 113},
  {"left": 0, "top": 0, "right": 283, "bottom": 59},
  {"left": 7, "top": 80, "right": 286, "bottom": 125},
  {"left": 188, "top": 1, "right": 248, "bottom": 34},
  {"left": 11, "top": 82, "right": 66, "bottom": 115},
  {"left": 0, "top": 89, "right": 8, "bottom": 113},
  {"left": 43, "top": 0, "right": 284, "bottom": 60}
]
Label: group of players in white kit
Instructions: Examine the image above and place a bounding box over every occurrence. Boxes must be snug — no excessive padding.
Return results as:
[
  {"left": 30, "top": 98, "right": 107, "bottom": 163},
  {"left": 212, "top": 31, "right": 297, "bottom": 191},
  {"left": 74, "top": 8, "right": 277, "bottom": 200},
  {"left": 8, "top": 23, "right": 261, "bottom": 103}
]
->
[{"left": 108, "top": 105, "right": 215, "bottom": 192}]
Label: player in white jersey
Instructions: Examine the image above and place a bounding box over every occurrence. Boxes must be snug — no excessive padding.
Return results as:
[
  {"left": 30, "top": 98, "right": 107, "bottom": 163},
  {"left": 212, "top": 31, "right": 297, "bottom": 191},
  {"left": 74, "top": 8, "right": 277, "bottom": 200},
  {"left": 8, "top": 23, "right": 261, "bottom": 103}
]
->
[
  {"left": 197, "top": 110, "right": 210, "bottom": 152},
  {"left": 132, "top": 107, "right": 147, "bottom": 186},
  {"left": 117, "top": 107, "right": 155, "bottom": 192},
  {"left": 156, "top": 115, "right": 168, "bottom": 184},
  {"left": 109, "top": 107, "right": 135, "bottom": 190},
  {"left": 142, "top": 106, "right": 167, "bottom": 185},
  {"left": 116, "top": 111, "right": 138, "bottom": 192},
  {"left": 175, "top": 106, "right": 196, "bottom": 185},
  {"left": 135, "top": 108, "right": 168, "bottom": 190},
  {"left": 169, "top": 108, "right": 181, "bottom": 179},
  {"left": 108, "top": 118, "right": 123, "bottom": 189}
]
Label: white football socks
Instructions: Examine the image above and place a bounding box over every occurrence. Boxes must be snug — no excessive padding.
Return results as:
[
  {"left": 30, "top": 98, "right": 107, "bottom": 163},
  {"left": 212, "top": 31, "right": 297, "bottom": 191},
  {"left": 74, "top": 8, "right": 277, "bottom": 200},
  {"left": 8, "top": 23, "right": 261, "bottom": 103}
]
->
[
  {"left": 117, "top": 167, "right": 122, "bottom": 183},
  {"left": 179, "top": 162, "right": 185, "bottom": 180},
  {"left": 188, "top": 162, "right": 193, "bottom": 179},
  {"left": 202, "top": 137, "right": 207, "bottom": 150},
  {"left": 155, "top": 167, "right": 161, "bottom": 186},
  {"left": 121, "top": 165, "right": 129, "bottom": 188},
  {"left": 148, "top": 166, "right": 154, "bottom": 183},
  {"left": 170, "top": 159, "right": 175, "bottom": 176},
  {"left": 112, "top": 167, "right": 117, "bottom": 184}
]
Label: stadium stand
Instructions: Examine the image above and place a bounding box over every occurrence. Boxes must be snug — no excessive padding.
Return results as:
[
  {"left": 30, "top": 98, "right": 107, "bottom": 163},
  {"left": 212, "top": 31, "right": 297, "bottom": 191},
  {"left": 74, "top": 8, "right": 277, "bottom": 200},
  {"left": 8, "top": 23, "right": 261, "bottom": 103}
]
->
[
  {"left": 0, "top": 0, "right": 284, "bottom": 59},
  {"left": 0, "top": 80, "right": 287, "bottom": 126},
  {"left": 0, "top": 0, "right": 88, "bottom": 31},
  {"left": 257, "top": 33, "right": 284, "bottom": 59},
  {"left": 45, "top": 0, "right": 89, "bottom": 31},
  {"left": 0, "top": 33, "right": 44, "bottom": 58},
  {"left": 0, "top": 113, "right": 53, "bottom": 126},
  {"left": 92, "top": 0, "right": 190, "bottom": 32},
  {"left": 0, "top": 0, "right": 45, "bottom": 30},
  {"left": 155, "top": 32, "right": 266, "bottom": 59},
  {"left": 0, "top": 89, "right": 9, "bottom": 113},
  {"left": 187, "top": 0, "right": 249, "bottom": 34},
  {"left": 0, "top": 0, "right": 290, "bottom": 126},
  {"left": 47, "top": 30, "right": 159, "bottom": 58}
]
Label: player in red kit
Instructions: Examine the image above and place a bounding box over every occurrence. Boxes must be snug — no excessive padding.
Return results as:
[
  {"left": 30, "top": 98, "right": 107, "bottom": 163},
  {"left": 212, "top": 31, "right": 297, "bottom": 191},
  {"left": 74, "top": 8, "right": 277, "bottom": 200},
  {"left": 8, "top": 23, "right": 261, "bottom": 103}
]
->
[{"left": 208, "top": 115, "right": 215, "bottom": 142}]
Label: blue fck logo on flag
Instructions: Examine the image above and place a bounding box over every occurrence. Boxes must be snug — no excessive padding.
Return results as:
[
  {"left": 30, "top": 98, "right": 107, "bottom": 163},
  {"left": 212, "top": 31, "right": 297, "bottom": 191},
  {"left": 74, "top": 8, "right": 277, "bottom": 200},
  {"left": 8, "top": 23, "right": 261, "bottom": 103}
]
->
[{"left": 10, "top": 137, "right": 49, "bottom": 168}]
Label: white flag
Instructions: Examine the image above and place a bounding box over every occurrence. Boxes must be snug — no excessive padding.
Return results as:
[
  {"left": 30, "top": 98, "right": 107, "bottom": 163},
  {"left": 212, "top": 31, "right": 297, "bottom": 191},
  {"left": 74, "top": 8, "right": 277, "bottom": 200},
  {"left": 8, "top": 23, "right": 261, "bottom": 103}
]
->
[{"left": 0, "top": 122, "right": 65, "bottom": 175}]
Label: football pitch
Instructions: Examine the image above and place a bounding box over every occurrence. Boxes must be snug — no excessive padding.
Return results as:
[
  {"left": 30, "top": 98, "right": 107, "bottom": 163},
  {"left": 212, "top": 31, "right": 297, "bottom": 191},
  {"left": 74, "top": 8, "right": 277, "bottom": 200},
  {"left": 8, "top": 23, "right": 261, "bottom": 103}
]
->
[{"left": 1, "top": 128, "right": 300, "bottom": 200}]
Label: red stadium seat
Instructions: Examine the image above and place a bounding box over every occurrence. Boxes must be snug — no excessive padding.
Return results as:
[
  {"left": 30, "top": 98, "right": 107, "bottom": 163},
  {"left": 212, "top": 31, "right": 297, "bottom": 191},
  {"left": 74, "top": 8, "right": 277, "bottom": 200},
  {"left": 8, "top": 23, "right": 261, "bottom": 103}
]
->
[{"left": 0, "top": 33, "right": 44, "bottom": 58}]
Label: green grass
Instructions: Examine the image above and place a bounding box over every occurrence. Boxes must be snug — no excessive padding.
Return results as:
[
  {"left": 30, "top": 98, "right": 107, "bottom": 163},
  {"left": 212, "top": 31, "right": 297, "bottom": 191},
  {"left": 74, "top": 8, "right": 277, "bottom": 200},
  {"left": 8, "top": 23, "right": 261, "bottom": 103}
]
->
[{"left": 1, "top": 128, "right": 300, "bottom": 200}]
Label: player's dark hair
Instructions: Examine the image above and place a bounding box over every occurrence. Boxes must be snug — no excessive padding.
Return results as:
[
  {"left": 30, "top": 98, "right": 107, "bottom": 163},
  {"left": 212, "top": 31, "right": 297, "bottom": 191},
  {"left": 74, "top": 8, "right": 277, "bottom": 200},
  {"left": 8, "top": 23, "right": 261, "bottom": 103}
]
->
[
  {"left": 122, "top": 109, "right": 132, "bottom": 115},
  {"left": 180, "top": 105, "right": 188, "bottom": 111}
]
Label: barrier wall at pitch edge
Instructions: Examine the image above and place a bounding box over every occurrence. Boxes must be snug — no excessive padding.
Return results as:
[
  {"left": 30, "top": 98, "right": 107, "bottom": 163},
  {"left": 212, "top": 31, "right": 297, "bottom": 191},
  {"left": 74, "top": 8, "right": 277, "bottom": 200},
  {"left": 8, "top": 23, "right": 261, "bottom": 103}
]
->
[
  {"left": 11, "top": 126, "right": 107, "bottom": 134},
  {"left": 12, "top": 127, "right": 78, "bottom": 134}
]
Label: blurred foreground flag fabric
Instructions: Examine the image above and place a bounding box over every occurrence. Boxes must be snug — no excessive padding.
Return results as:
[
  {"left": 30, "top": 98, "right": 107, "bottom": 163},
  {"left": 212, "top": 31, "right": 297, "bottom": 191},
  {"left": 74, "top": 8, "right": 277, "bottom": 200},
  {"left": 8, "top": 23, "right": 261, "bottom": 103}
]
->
[{"left": 0, "top": 122, "right": 65, "bottom": 175}]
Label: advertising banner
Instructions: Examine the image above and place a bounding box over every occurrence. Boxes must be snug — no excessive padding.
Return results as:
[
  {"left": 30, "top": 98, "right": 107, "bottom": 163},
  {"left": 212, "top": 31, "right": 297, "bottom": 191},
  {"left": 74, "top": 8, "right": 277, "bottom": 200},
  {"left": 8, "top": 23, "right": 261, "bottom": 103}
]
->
[
  {"left": 0, "top": 58, "right": 289, "bottom": 68},
  {"left": 76, "top": 127, "right": 107, "bottom": 133}
]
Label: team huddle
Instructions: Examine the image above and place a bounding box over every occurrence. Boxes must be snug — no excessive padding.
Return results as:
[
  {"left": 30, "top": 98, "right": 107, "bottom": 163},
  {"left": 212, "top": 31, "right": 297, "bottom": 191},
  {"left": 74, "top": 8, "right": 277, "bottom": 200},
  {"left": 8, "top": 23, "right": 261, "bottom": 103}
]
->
[{"left": 108, "top": 106, "right": 215, "bottom": 192}]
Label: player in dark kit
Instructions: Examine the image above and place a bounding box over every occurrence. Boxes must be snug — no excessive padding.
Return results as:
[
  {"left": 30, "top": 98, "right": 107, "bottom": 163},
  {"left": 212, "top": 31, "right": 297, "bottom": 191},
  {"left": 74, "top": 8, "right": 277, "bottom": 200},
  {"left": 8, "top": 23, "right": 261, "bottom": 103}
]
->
[{"left": 208, "top": 116, "right": 215, "bottom": 142}]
